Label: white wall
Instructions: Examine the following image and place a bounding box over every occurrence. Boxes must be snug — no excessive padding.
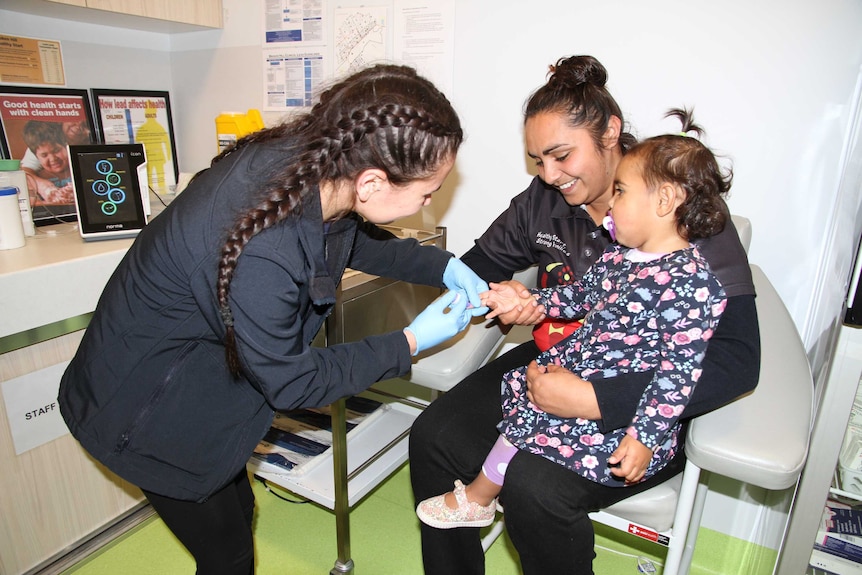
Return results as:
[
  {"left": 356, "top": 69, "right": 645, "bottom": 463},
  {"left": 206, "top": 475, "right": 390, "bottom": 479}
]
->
[
  {"left": 160, "top": 0, "right": 862, "bottom": 364},
  {"left": 4, "top": 0, "right": 862, "bottom": 555}
]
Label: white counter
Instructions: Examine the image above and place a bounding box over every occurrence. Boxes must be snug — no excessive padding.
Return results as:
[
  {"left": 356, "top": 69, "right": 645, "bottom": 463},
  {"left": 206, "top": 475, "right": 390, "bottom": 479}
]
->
[{"left": 0, "top": 223, "right": 133, "bottom": 340}]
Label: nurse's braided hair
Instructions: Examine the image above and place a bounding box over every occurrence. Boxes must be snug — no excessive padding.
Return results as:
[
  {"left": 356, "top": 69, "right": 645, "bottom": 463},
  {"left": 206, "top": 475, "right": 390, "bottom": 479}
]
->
[
  {"left": 214, "top": 64, "right": 463, "bottom": 377},
  {"left": 525, "top": 55, "right": 638, "bottom": 153}
]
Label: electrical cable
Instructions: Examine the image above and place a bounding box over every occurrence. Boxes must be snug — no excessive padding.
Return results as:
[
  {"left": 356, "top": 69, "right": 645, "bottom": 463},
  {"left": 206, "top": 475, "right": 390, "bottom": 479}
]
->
[
  {"left": 149, "top": 185, "right": 169, "bottom": 207},
  {"left": 253, "top": 474, "right": 309, "bottom": 505}
]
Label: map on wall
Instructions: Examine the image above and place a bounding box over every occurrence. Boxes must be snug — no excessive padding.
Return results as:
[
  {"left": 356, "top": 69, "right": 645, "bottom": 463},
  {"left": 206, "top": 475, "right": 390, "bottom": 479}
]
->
[
  {"left": 333, "top": 6, "right": 388, "bottom": 77},
  {"left": 261, "top": 1, "right": 454, "bottom": 111}
]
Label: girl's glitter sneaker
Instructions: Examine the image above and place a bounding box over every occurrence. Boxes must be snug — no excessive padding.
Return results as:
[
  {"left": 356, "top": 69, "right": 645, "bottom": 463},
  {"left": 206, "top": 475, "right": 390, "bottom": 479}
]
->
[{"left": 416, "top": 480, "right": 497, "bottom": 529}]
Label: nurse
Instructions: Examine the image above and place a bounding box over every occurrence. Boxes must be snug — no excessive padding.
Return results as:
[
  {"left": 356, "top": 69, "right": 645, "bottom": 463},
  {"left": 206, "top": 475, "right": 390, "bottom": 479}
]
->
[{"left": 59, "top": 64, "right": 486, "bottom": 574}]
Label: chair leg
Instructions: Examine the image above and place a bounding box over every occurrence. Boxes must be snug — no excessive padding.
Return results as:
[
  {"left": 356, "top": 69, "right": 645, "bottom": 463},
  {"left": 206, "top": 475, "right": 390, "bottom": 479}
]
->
[
  {"left": 679, "top": 472, "right": 710, "bottom": 575},
  {"left": 481, "top": 518, "right": 506, "bottom": 552},
  {"left": 663, "top": 459, "right": 704, "bottom": 575}
]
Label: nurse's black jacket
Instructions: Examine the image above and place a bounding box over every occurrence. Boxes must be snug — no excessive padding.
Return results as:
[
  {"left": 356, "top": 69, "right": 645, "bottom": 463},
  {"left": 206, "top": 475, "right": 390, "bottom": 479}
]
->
[{"left": 59, "top": 139, "right": 452, "bottom": 501}]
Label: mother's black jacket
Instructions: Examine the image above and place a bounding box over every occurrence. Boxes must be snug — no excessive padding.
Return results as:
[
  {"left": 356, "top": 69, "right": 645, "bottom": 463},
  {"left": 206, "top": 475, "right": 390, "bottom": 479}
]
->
[{"left": 59, "top": 139, "right": 452, "bottom": 501}]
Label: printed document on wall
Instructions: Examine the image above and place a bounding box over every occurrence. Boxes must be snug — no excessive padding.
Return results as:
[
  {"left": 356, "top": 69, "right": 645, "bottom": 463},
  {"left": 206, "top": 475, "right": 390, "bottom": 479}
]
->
[
  {"left": 264, "top": 0, "right": 326, "bottom": 45},
  {"left": 394, "top": 0, "right": 454, "bottom": 98},
  {"left": 263, "top": 48, "right": 327, "bottom": 110}
]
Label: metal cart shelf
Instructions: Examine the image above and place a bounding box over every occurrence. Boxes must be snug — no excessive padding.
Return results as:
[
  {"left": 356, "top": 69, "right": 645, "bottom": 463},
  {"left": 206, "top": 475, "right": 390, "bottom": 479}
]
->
[{"left": 249, "top": 225, "right": 446, "bottom": 574}]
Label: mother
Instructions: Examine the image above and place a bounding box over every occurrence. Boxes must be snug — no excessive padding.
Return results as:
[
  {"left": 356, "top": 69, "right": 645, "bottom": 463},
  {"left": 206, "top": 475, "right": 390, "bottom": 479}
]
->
[{"left": 409, "top": 55, "right": 760, "bottom": 575}]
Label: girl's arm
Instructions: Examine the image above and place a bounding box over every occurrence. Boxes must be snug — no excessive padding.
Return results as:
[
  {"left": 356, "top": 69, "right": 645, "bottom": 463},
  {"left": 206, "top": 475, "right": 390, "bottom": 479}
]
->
[
  {"left": 625, "top": 272, "right": 727, "bottom": 450},
  {"left": 593, "top": 293, "right": 758, "bottom": 431}
]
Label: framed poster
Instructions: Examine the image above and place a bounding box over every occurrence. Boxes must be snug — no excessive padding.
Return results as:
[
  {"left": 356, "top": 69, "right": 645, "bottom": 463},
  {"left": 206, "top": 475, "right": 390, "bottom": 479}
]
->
[
  {"left": 0, "top": 86, "right": 96, "bottom": 225},
  {"left": 91, "top": 89, "right": 179, "bottom": 196}
]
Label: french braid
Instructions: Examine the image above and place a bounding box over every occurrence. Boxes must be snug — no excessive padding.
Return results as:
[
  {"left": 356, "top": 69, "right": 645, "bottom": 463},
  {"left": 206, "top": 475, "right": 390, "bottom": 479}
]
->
[{"left": 216, "top": 64, "right": 462, "bottom": 377}]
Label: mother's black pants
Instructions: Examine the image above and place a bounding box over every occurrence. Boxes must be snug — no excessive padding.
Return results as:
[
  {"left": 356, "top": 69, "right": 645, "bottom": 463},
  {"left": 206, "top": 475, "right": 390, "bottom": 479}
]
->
[{"left": 409, "top": 341, "right": 685, "bottom": 575}]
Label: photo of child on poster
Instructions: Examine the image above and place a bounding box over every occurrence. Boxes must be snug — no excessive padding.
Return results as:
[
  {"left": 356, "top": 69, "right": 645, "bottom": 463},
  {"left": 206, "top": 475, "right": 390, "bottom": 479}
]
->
[
  {"left": 92, "top": 90, "right": 179, "bottom": 196},
  {"left": 0, "top": 87, "right": 96, "bottom": 225}
]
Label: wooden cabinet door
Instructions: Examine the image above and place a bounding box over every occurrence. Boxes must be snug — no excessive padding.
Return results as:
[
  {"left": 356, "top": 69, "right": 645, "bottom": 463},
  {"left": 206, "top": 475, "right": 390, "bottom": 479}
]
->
[{"left": 80, "top": 0, "right": 222, "bottom": 28}]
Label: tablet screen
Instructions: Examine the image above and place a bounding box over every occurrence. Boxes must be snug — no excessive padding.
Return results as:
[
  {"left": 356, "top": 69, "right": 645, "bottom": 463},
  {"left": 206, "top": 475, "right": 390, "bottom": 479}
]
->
[{"left": 69, "top": 144, "right": 147, "bottom": 240}]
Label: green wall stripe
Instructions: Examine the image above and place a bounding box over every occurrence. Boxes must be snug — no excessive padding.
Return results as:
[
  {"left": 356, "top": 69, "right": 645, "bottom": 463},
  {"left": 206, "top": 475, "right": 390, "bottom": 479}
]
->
[{"left": 0, "top": 313, "right": 92, "bottom": 354}]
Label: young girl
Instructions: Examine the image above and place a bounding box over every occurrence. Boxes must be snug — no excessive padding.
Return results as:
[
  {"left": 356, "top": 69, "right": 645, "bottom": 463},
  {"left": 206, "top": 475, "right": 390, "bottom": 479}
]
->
[{"left": 416, "top": 108, "right": 731, "bottom": 529}]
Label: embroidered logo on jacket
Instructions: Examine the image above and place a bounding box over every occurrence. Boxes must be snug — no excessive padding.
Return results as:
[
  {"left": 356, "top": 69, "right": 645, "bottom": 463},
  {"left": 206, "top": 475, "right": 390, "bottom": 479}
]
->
[{"left": 535, "top": 231, "right": 570, "bottom": 256}]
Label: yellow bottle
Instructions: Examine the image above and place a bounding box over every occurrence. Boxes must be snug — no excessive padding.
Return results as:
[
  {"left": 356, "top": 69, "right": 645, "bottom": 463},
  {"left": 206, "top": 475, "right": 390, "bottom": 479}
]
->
[{"left": 215, "top": 109, "right": 264, "bottom": 154}]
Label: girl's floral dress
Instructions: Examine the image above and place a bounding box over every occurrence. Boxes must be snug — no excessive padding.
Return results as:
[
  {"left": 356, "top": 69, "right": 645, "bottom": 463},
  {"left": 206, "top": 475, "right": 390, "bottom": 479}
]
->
[{"left": 498, "top": 244, "right": 727, "bottom": 486}]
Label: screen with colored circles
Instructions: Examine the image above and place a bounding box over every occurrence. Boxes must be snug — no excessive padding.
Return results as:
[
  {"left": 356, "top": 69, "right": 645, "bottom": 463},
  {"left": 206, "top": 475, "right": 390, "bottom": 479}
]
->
[{"left": 69, "top": 144, "right": 147, "bottom": 240}]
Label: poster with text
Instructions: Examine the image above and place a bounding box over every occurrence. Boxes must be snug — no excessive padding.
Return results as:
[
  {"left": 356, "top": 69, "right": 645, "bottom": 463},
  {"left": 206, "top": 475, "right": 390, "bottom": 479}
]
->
[
  {"left": 0, "top": 85, "right": 96, "bottom": 225},
  {"left": 91, "top": 89, "right": 179, "bottom": 196}
]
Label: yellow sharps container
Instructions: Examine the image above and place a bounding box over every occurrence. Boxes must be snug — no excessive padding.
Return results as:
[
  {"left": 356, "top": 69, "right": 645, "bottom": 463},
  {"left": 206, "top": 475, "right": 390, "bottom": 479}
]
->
[{"left": 215, "top": 109, "right": 264, "bottom": 154}]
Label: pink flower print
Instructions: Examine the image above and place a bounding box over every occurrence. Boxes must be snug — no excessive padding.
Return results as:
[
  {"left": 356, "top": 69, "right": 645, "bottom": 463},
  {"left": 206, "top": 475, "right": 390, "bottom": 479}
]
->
[
  {"left": 683, "top": 261, "right": 697, "bottom": 274},
  {"left": 581, "top": 454, "right": 600, "bottom": 469},
  {"left": 660, "top": 288, "right": 677, "bottom": 302},
  {"left": 654, "top": 270, "right": 672, "bottom": 285},
  {"left": 712, "top": 299, "right": 727, "bottom": 315},
  {"left": 644, "top": 405, "right": 657, "bottom": 417},
  {"left": 637, "top": 267, "right": 651, "bottom": 280},
  {"left": 687, "top": 327, "right": 703, "bottom": 341},
  {"left": 661, "top": 360, "right": 674, "bottom": 371},
  {"left": 627, "top": 301, "right": 645, "bottom": 313},
  {"left": 608, "top": 293, "right": 619, "bottom": 304},
  {"left": 690, "top": 369, "right": 701, "bottom": 383},
  {"left": 547, "top": 436, "right": 562, "bottom": 448},
  {"left": 598, "top": 332, "right": 613, "bottom": 342},
  {"left": 671, "top": 331, "right": 692, "bottom": 346},
  {"left": 656, "top": 403, "right": 681, "bottom": 418},
  {"left": 602, "top": 278, "right": 613, "bottom": 291},
  {"left": 623, "top": 334, "right": 642, "bottom": 345},
  {"left": 509, "top": 379, "right": 522, "bottom": 393},
  {"left": 695, "top": 286, "right": 711, "bottom": 302},
  {"left": 688, "top": 308, "right": 701, "bottom": 319},
  {"left": 618, "top": 358, "right": 631, "bottom": 367},
  {"left": 579, "top": 433, "right": 604, "bottom": 446},
  {"left": 560, "top": 424, "right": 571, "bottom": 433},
  {"left": 535, "top": 434, "right": 551, "bottom": 446},
  {"left": 702, "top": 328, "right": 714, "bottom": 341},
  {"left": 558, "top": 445, "right": 575, "bottom": 458},
  {"left": 682, "top": 384, "right": 693, "bottom": 396}
]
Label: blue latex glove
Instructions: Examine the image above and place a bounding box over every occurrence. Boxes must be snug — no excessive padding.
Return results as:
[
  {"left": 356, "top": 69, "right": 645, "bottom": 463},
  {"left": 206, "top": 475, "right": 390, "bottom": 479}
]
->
[
  {"left": 442, "top": 257, "right": 490, "bottom": 316},
  {"left": 405, "top": 290, "right": 472, "bottom": 355}
]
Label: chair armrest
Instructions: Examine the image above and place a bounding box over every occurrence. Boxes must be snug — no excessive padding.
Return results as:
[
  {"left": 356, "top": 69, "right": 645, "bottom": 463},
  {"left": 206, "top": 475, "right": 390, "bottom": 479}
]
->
[
  {"left": 408, "top": 318, "right": 509, "bottom": 392},
  {"left": 685, "top": 265, "right": 813, "bottom": 490},
  {"left": 408, "top": 266, "right": 538, "bottom": 393}
]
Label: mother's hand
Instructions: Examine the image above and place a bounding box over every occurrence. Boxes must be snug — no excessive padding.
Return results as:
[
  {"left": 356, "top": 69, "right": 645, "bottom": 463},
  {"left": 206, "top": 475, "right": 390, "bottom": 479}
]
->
[{"left": 525, "top": 361, "right": 601, "bottom": 420}]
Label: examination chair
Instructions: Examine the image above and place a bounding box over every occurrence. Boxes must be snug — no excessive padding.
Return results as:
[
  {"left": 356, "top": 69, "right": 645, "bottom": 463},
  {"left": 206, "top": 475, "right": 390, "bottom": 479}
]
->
[{"left": 408, "top": 216, "right": 813, "bottom": 575}]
